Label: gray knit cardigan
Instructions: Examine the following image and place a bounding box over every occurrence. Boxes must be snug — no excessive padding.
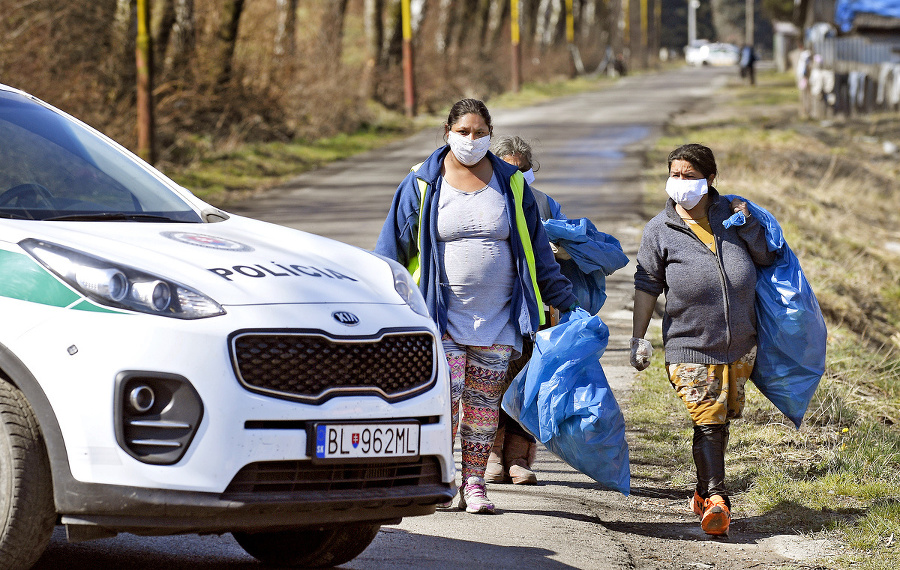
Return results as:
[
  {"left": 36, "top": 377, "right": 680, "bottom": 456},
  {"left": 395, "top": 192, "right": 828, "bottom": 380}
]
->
[{"left": 634, "top": 188, "right": 776, "bottom": 365}]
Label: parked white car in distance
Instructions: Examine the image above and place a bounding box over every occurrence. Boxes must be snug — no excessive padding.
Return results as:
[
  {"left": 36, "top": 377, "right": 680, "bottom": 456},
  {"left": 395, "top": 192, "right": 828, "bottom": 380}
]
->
[{"left": 685, "top": 41, "right": 740, "bottom": 67}]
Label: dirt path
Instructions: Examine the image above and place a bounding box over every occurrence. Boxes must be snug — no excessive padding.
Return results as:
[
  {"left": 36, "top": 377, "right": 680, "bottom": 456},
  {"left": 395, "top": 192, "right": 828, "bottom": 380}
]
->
[{"left": 226, "top": 66, "right": 836, "bottom": 569}]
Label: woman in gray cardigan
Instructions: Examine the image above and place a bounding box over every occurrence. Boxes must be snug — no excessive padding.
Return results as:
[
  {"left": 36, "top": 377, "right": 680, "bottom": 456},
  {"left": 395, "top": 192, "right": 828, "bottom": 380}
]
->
[{"left": 630, "top": 143, "right": 775, "bottom": 537}]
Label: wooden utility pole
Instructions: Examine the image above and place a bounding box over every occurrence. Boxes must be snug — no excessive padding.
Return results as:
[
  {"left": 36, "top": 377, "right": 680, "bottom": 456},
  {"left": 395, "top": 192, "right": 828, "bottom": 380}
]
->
[
  {"left": 401, "top": 0, "right": 416, "bottom": 117},
  {"left": 511, "top": 0, "right": 521, "bottom": 92},
  {"left": 136, "top": 0, "right": 156, "bottom": 164}
]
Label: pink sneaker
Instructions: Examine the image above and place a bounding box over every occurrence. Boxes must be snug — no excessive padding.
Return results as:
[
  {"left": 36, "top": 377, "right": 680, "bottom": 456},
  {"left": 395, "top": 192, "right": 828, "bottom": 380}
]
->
[{"left": 458, "top": 476, "right": 495, "bottom": 514}]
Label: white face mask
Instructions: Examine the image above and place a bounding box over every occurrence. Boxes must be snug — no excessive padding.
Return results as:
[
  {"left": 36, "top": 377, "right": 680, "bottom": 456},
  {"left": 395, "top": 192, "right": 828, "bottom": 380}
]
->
[
  {"left": 665, "top": 177, "right": 708, "bottom": 210},
  {"left": 522, "top": 168, "right": 536, "bottom": 185},
  {"left": 447, "top": 131, "right": 491, "bottom": 166}
]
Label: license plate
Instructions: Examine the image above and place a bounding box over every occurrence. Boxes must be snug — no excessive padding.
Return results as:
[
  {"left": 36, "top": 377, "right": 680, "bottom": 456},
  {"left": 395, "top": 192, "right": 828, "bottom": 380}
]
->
[{"left": 313, "top": 422, "right": 420, "bottom": 460}]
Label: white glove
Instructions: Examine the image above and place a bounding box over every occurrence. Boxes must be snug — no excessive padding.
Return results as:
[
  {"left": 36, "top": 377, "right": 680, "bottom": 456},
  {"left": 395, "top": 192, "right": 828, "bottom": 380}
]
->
[{"left": 630, "top": 337, "right": 652, "bottom": 371}]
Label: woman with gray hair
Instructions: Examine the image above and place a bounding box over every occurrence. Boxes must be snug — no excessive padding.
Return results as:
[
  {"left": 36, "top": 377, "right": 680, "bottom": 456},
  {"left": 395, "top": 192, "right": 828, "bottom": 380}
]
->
[{"left": 486, "top": 135, "right": 565, "bottom": 486}]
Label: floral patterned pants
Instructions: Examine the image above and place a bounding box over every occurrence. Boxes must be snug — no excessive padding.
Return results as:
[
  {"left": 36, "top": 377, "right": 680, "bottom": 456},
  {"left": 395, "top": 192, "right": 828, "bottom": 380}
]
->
[
  {"left": 442, "top": 334, "right": 513, "bottom": 482},
  {"left": 666, "top": 347, "right": 757, "bottom": 426}
]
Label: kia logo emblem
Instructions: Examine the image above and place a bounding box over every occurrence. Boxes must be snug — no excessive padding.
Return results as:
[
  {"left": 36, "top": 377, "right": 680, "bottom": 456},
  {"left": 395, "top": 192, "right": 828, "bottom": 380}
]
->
[{"left": 332, "top": 311, "right": 360, "bottom": 326}]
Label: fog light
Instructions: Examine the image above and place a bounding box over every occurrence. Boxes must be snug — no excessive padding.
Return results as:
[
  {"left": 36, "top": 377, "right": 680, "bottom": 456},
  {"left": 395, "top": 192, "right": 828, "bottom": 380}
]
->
[
  {"left": 129, "top": 385, "right": 155, "bottom": 413},
  {"left": 115, "top": 372, "right": 204, "bottom": 465}
]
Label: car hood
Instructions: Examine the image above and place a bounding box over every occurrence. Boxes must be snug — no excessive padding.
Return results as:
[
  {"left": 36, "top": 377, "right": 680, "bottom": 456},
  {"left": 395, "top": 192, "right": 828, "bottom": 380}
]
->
[{"left": 6, "top": 215, "right": 401, "bottom": 306}]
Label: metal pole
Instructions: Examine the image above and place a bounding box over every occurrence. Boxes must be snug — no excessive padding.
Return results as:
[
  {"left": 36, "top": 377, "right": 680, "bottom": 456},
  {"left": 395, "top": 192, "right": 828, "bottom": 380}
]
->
[
  {"left": 688, "top": 0, "right": 698, "bottom": 46},
  {"left": 401, "top": 0, "right": 416, "bottom": 117},
  {"left": 745, "top": 0, "right": 754, "bottom": 46},
  {"left": 136, "top": 0, "right": 156, "bottom": 164},
  {"left": 511, "top": 0, "right": 521, "bottom": 92}
]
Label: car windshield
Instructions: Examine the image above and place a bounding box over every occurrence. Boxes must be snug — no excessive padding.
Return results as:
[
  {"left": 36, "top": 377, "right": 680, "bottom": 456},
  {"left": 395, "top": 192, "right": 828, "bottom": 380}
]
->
[{"left": 0, "top": 89, "right": 201, "bottom": 222}]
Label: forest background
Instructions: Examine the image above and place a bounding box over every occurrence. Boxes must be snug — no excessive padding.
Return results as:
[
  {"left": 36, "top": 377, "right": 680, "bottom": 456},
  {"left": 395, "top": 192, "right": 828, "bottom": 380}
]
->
[{"left": 0, "top": 0, "right": 792, "bottom": 178}]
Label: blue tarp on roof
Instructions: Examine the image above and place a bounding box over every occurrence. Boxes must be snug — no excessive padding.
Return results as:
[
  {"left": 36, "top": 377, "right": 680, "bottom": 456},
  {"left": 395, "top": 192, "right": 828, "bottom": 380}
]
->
[{"left": 835, "top": 0, "right": 900, "bottom": 32}]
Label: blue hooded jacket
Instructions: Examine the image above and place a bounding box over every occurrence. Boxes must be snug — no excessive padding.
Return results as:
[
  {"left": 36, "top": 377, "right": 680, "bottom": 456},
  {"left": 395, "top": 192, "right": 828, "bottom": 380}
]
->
[{"left": 374, "top": 145, "right": 576, "bottom": 338}]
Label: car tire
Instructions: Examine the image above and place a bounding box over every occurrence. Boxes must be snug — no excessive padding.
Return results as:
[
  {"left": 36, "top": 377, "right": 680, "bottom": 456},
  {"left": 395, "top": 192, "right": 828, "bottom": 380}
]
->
[
  {"left": 0, "top": 379, "right": 56, "bottom": 570},
  {"left": 233, "top": 523, "right": 381, "bottom": 568}
]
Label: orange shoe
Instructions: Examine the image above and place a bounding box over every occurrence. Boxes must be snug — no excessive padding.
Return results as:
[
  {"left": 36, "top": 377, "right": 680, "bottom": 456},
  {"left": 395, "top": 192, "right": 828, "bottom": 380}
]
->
[
  {"left": 690, "top": 491, "right": 706, "bottom": 516},
  {"left": 700, "top": 495, "right": 730, "bottom": 536}
]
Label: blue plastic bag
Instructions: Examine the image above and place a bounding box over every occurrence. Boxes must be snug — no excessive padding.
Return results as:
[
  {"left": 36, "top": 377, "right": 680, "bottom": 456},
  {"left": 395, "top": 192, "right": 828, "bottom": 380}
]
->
[
  {"left": 502, "top": 308, "right": 631, "bottom": 495},
  {"left": 724, "top": 196, "right": 827, "bottom": 429},
  {"left": 543, "top": 217, "right": 630, "bottom": 315}
]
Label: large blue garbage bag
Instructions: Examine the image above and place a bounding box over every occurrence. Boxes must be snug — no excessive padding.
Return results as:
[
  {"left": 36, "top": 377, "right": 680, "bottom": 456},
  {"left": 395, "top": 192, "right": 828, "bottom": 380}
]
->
[
  {"left": 543, "top": 217, "right": 630, "bottom": 314},
  {"left": 724, "top": 196, "right": 827, "bottom": 429},
  {"left": 502, "top": 308, "right": 630, "bottom": 495}
]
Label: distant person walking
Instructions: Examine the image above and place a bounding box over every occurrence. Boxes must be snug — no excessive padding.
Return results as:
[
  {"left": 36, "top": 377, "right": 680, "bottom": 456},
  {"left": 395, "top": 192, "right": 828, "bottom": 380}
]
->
[
  {"left": 375, "top": 99, "right": 577, "bottom": 514},
  {"left": 739, "top": 44, "right": 757, "bottom": 85},
  {"left": 630, "top": 143, "right": 775, "bottom": 536}
]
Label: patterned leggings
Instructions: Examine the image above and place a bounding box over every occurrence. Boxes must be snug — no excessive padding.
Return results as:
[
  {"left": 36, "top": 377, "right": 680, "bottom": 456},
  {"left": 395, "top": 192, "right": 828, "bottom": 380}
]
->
[{"left": 442, "top": 334, "right": 513, "bottom": 482}]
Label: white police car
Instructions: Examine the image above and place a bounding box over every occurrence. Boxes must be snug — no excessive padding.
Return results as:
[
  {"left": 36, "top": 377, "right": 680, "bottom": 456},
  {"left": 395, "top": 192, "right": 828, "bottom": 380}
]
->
[{"left": 0, "top": 84, "right": 454, "bottom": 568}]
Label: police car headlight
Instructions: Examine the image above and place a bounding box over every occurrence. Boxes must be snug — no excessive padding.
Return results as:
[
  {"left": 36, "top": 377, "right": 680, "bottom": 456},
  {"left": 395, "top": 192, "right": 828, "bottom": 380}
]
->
[
  {"left": 376, "top": 255, "right": 429, "bottom": 318},
  {"left": 21, "top": 239, "right": 225, "bottom": 319}
]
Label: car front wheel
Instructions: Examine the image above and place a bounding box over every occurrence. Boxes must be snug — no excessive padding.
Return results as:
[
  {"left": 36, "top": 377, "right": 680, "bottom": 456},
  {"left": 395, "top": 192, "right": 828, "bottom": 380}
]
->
[
  {"left": 0, "top": 378, "right": 56, "bottom": 570},
  {"left": 233, "top": 523, "right": 381, "bottom": 568}
]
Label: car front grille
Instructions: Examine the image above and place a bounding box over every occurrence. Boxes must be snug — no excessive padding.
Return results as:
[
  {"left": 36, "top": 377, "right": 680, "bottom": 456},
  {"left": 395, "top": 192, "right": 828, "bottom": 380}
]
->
[
  {"left": 230, "top": 329, "right": 437, "bottom": 404},
  {"left": 222, "top": 457, "right": 443, "bottom": 498}
]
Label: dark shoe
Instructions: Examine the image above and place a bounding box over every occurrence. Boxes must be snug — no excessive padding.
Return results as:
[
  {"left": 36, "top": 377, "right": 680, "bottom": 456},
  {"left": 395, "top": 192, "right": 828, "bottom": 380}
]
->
[{"left": 701, "top": 495, "right": 731, "bottom": 536}]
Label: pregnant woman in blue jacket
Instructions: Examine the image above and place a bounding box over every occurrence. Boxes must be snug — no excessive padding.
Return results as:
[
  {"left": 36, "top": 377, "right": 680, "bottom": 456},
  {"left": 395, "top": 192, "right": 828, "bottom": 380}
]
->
[{"left": 375, "top": 99, "right": 576, "bottom": 514}]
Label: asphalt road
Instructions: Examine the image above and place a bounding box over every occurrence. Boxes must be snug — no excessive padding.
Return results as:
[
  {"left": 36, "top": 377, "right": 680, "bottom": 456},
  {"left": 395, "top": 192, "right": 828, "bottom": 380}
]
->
[{"left": 34, "top": 66, "right": 794, "bottom": 569}]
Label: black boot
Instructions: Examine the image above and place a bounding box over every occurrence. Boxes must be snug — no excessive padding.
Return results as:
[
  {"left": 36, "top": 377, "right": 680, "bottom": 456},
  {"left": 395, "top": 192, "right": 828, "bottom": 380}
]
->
[
  {"left": 693, "top": 423, "right": 732, "bottom": 535},
  {"left": 692, "top": 423, "right": 730, "bottom": 509}
]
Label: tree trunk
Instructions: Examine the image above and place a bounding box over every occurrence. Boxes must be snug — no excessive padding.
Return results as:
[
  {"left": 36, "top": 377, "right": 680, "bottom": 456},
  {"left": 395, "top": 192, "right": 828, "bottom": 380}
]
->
[
  {"left": 111, "top": 0, "right": 137, "bottom": 95},
  {"left": 485, "top": 0, "right": 508, "bottom": 53},
  {"left": 435, "top": 0, "right": 454, "bottom": 54},
  {"left": 214, "top": 0, "right": 244, "bottom": 86},
  {"left": 382, "top": 0, "right": 403, "bottom": 65},
  {"left": 154, "top": 0, "right": 176, "bottom": 73},
  {"left": 710, "top": 0, "right": 743, "bottom": 44},
  {"left": 534, "top": 0, "right": 552, "bottom": 47},
  {"left": 450, "top": 0, "right": 479, "bottom": 55},
  {"left": 361, "top": 0, "right": 384, "bottom": 99},
  {"left": 319, "top": 0, "right": 350, "bottom": 70},
  {"left": 168, "top": 0, "right": 195, "bottom": 72},
  {"left": 519, "top": 0, "right": 538, "bottom": 50},
  {"left": 275, "top": 0, "right": 297, "bottom": 58}
]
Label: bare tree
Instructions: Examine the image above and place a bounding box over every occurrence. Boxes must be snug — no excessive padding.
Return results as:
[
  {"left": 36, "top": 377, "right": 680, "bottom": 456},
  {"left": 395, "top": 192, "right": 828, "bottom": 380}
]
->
[
  {"left": 436, "top": 0, "right": 454, "bottom": 54},
  {"left": 274, "top": 0, "right": 298, "bottom": 59},
  {"left": 383, "top": 0, "right": 403, "bottom": 65},
  {"left": 111, "top": 0, "right": 137, "bottom": 91},
  {"left": 154, "top": 0, "right": 176, "bottom": 71},
  {"left": 214, "top": 0, "right": 245, "bottom": 86},
  {"left": 485, "top": 0, "right": 508, "bottom": 53},
  {"left": 168, "top": 0, "right": 195, "bottom": 72},
  {"left": 319, "top": 0, "right": 350, "bottom": 70},
  {"left": 362, "top": 0, "right": 384, "bottom": 99}
]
